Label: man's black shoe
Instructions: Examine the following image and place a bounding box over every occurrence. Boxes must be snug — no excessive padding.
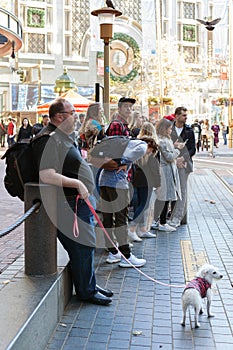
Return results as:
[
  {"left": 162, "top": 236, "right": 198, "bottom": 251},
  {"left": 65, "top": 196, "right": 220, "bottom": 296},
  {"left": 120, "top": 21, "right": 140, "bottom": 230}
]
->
[
  {"left": 96, "top": 285, "right": 114, "bottom": 297},
  {"left": 88, "top": 292, "right": 112, "bottom": 305}
]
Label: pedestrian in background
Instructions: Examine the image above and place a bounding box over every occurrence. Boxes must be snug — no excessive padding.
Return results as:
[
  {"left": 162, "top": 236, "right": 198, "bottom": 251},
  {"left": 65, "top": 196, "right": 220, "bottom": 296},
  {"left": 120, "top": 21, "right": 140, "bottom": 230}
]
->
[
  {"left": 17, "top": 117, "right": 33, "bottom": 142},
  {"left": 220, "top": 121, "right": 228, "bottom": 146},
  {"left": 201, "top": 119, "right": 210, "bottom": 151},
  {"left": 191, "top": 118, "right": 201, "bottom": 152},
  {"left": 211, "top": 121, "right": 220, "bottom": 148},
  {"left": 7, "top": 117, "right": 16, "bottom": 147},
  {"left": 0, "top": 118, "right": 6, "bottom": 147}
]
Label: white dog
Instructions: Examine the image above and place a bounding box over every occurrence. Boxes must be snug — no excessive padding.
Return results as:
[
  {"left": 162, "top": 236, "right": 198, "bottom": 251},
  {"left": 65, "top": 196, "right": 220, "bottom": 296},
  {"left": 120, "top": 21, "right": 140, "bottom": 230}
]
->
[{"left": 181, "top": 264, "right": 223, "bottom": 328}]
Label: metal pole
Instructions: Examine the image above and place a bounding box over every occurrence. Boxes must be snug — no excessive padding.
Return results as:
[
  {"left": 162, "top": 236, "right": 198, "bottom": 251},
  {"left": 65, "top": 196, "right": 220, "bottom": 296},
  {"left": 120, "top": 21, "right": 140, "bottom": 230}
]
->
[
  {"left": 207, "top": 31, "right": 213, "bottom": 78},
  {"left": 24, "top": 183, "right": 57, "bottom": 276},
  {"left": 104, "top": 38, "right": 110, "bottom": 121},
  {"left": 95, "top": 82, "right": 100, "bottom": 102},
  {"left": 229, "top": 0, "right": 233, "bottom": 148},
  {"left": 38, "top": 60, "right": 43, "bottom": 105},
  {"left": 155, "top": 0, "right": 164, "bottom": 118}
]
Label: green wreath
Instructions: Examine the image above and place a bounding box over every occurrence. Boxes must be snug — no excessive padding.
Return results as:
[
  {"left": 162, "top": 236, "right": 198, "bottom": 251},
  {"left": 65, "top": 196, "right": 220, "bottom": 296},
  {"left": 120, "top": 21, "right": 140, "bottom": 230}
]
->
[
  {"left": 110, "top": 33, "right": 140, "bottom": 83},
  {"left": 27, "top": 8, "right": 45, "bottom": 28}
]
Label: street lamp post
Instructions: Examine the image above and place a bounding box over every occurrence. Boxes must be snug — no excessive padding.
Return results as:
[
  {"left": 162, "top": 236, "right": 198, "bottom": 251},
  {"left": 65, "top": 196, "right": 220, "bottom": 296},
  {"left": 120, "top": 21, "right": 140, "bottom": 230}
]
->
[
  {"left": 91, "top": 6, "right": 122, "bottom": 120},
  {"left": 228, "top": 0, "right": 233, "bottom": 148}
]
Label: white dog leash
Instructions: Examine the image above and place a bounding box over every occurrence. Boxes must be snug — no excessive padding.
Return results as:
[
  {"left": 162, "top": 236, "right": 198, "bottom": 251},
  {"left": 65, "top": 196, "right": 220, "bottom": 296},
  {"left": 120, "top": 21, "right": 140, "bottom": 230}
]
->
[{"left": 82, "top": 196, "right": 185, "bottom": 289}]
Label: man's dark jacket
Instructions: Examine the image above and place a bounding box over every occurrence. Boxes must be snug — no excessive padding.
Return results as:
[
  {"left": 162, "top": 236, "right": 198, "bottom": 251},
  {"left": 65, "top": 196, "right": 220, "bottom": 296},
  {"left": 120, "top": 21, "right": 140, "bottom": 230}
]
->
[{"left": 171, "top": 122, "right": 196, "bottom": 173}]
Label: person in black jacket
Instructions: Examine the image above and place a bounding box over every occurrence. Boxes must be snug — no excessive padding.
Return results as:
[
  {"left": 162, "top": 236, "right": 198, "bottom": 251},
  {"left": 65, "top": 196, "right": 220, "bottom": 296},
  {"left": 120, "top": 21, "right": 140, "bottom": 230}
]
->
[
  {"left": 169, "top": 107, "right": 196, "bottom": 227},
  {"left": 17, "top": 118, "right": 33, "bottom": 142},
  {"left": 129, "top": 136, "right": 161, "bottom": 238}
]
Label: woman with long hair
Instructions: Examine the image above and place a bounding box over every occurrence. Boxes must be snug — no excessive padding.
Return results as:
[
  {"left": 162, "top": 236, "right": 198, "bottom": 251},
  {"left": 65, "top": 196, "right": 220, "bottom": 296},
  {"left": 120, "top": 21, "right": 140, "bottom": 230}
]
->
[
  {"left": 79, "top": 103, "right": 105, "bottom": 150},
  {"left": 17, "top": 117, "right": 33, "bottom": 142},
  {"left": 128, "top": 122, "right": 160, "bottom": 241},
  {"left": 129, "top": 111, "right": 143, "bottom": 138},
  {"left": 153, "top": 118, "right": 184, "bottom": 232}
]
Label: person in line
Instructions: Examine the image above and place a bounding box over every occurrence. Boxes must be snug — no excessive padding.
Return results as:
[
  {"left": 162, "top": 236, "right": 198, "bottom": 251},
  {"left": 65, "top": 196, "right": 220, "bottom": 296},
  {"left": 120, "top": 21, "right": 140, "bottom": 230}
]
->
[
  {"left": 78, "top": 103, "right": 105, "bottom": 151},
  {"left": 169, "top": 106, "right": 196, "bottom": 227},
  {"left": 129, "top": 111, "right": 143, "bottom": 138},
  {"left": 17, "top": 117, "right": 33, "bottom": 142},
  {"left": 0, "top": 118, "right": 6, "bottom": 147},
  {"left": 153, "top": 118, "right": 183, "bottom": 232},
  {"left": 129, "top": 121, "right": 159, "bottom": 240},
  {"left": 128, "top": 135, "right": 160, "bottom": 239},
  {"left": 75, "top": 113, "right": 85, "bottom": 131},
  {"left": 32, "top": 114, "right": 50, "bottom": 136},
  {"left": 32, "top": 98, "right": 113, "bottom": 306},
  {"left": 220, "top": 121, "right": 228, "bottom": 145},
  {"left": 98, "top": 97, "right": 147, "bottom": 267},
  {"left": 128, "top": 120, "right": 157, "bottom": 230},
  {"left": 7, "top": 117, "right": 16, "bottom": 147},
  {"left": 211, "top": 120, "right": 220, "bottom": 148}
]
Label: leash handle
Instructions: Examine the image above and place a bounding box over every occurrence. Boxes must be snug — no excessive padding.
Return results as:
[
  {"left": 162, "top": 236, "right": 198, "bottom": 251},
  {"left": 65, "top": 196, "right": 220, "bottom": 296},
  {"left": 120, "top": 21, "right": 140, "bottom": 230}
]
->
[{"left": 73, "top": 195, "right": 80, "bottom": 238}]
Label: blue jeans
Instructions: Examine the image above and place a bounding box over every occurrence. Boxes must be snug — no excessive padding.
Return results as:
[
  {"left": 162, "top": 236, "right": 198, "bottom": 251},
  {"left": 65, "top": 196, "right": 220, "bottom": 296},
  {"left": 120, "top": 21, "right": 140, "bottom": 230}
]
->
[
  {"left": 57, "top": 195, "right": 97, "bottom": 299},
  {"left": 222, "top": 131, "right": 227, "bottom": 145},
  {"left": 57, "top": 231, "right": 96, "bottom": 299},
  {"left": 132, "top": 186, "right": 150, "bottom": 225}
]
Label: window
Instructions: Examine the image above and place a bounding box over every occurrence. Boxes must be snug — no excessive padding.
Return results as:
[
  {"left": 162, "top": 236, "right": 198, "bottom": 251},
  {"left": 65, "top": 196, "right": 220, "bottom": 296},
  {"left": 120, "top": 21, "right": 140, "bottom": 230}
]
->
[
  {"left": 65, "top": 10, "right": 72, "bottom": 31},
  {"left": 183, "top": 46, "right": 196, "bottom": 63},
  {"left": 46, "top": 7, "right": 53, "bottom": 29},
  {"left": 28, "top": 33, "right": 45, "bottom": 53},
  {"left": 183, "top": 2, "right": 195, "bottom": 19},
  {"left": 65, "top": 35, "right": 72, "bottom": 56}
]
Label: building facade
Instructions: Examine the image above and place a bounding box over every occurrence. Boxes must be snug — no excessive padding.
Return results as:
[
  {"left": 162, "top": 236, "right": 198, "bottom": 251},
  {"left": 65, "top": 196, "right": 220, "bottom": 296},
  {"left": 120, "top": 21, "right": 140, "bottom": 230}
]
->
[{"left": 0, "top": 0, "right": 229, "bottom": 120}]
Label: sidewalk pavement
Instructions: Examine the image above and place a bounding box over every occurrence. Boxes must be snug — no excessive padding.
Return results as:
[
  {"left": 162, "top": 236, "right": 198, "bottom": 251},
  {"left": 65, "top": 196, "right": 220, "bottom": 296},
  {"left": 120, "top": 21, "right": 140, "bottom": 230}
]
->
[
  {"left": 0, "top": 145, "right": 233, "bottom": 349},
  {"left": 45, "top": 150, "right": 233, "bottom": 350}
]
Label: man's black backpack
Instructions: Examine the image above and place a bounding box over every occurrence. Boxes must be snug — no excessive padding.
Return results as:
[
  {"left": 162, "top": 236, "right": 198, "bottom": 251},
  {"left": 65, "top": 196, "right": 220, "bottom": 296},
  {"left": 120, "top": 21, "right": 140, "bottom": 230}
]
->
[{"left": 1, "top": 134, "right": 49, "bottom": 201}]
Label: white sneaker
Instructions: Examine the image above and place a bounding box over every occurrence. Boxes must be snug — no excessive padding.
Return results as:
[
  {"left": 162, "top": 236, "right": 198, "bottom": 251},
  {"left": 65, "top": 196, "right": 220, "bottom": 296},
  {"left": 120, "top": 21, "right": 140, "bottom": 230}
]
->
[
  {"left": 128, "top": 230, "right": 142, "bottom": 242},
  {"left": 158, "top": 224, "right": 176, "bottom": 232},
  {"left": 138, "top": 231, "right": 156, "bottom": 238},
  {"left": 168, "top": 219, "right": 181, "bottom": 228},
  {"left": 119, "top": 253, "right": 146, "bottom": 268},
  {"left": 106, "top": 252, "right": 121, "bottom": 264}
]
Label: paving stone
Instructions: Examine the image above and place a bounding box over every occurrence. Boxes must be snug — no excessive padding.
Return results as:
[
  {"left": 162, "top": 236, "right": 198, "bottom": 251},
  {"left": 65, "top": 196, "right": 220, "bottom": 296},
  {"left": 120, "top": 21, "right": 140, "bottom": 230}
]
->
[{"left": 2, "top": 151, "right": 233, "bottom": 350}]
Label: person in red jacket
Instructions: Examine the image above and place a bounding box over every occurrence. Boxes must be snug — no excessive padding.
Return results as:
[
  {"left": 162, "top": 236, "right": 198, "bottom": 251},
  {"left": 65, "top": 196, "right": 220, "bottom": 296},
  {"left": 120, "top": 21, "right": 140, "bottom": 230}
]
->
[{"left": 7, "top": 117, "right": 16, "bottom": 147}]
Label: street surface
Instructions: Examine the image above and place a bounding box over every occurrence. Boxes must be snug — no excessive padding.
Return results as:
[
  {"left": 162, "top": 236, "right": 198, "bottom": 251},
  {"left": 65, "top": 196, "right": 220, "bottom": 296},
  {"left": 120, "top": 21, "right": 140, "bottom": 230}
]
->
[{"left": 0, "top": 144, "right": 233, "bottom": 349}]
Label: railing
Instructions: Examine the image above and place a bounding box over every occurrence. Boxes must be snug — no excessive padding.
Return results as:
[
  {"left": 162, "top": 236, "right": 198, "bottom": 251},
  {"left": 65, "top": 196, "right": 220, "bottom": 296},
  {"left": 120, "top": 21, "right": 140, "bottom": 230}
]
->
[
  {"left": 0, "top": 201, "right": 41, "bottom": 238},
  {"left": 0, "top": 7, "right": 23, "bottom": 57},
  {"left": 0, "top": 184, "right": 57, "bottom": 276}
]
